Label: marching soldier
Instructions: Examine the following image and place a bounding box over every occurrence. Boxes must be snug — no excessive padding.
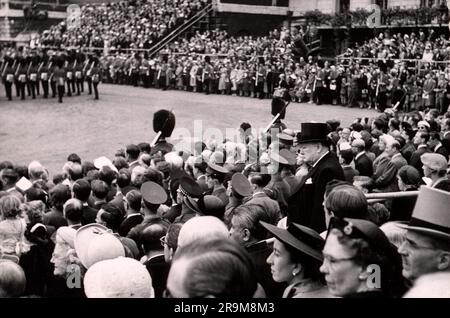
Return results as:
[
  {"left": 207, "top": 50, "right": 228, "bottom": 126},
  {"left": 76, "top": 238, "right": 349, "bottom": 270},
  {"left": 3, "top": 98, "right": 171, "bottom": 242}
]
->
[
  {"left": 75, "top": 53, "right": 85, "bottom": 95},
  {"left": 49, "top": 59, "right": 57, "bottom": 98},
  {"left": 39, "top": 58, "right": 51, "bottom": 99},
  {"left": 89, "top": 57, "right": 101, "bottom": 100},
  {"left": 16, "top": 58, "right": 28, "bottom": 100},
  {"left": 28, "top": 55, "right": 39, "bottom": 99},
  {"left": 53, "top": 56, "right": 66, "bottom": 103},
  {"left": 65, "top": 57, "right": 74, "bottom": 97},
  {"left": 84, "top": 56, "right": 93, "bottom": 95},
  {"left": 1, "top": 56, "right": 15, "bottom": 101}
]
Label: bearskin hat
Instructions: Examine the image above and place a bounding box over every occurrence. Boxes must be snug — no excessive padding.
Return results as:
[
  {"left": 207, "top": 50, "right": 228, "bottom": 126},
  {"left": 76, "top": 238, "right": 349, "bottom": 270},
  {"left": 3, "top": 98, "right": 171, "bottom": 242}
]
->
[
  {"left": 271, "top": 98, "right": 286, "bottom": 120},
  {"left": 153, "top": 109, "right": 176, "bottom": 138}
]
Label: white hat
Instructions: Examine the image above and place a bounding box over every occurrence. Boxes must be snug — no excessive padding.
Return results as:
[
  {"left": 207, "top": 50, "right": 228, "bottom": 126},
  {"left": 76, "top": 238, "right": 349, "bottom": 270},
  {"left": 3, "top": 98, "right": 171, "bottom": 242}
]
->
[
  {"left": 94, "top": 156, "right": 118, "bottom": 173},
  {"left": 84, "top": 257, "right": 154, "bottom": 298},
  {"left": 75, "top": 224, "right": 125, "bottom": 269}
]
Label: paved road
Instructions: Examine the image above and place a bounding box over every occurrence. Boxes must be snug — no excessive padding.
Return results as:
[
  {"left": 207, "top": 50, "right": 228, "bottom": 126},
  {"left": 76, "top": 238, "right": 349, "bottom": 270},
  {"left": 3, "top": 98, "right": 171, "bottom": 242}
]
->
[{"left": 0, "top": 84, "right": 377, "bottom": 174}]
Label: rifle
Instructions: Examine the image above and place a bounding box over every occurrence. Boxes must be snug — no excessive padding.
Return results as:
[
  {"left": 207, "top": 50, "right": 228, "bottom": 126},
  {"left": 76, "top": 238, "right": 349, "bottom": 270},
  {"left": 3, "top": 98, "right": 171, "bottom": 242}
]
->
[
  {"left": 1, "top": 61, "right": 8, "bottom": 77},
  {"left": 392, "top": 89, "right": 408, "bottom": 111},
  {"left": 26, "top": 61, "right": 32, "bottom": 75},
  {"left": 264, "top": 100, "right": 291, "bottom": 134}
]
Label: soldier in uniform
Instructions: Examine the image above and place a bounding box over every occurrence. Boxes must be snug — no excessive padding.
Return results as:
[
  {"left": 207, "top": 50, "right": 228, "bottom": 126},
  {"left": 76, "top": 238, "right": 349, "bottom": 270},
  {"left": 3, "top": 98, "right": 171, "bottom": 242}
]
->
[
  {"left": 150, "top": 109, "right": 176, "bottom": 156},
  {"left": 1, "top": 55, "right": 15, "bottom": 100},
  {"left": 39, "top": 57, "right": 50, "bottom": 99},
  {"left": 256, "top": 58, "right": 266, "bottom": 99},
  {"left": 140, "top": 53, "right": 150, "bottom": 88},
  {"left": 89, "top": 57, "right": 101, "bottom": 100},
  {"left": 53, "top": 56, "right": 66, "bottom": 103},
  {"left": 74, "top": 53, "right": 85, "bottom": 95},
  {"left": 27, "top": 55, "right": 39, "bottom": 99},
  {"left": 202, "top": 57, "right": 213, "bottom": 95},
  {"left": 84, "top": 56, "right": 93, "bottom": 94},
  {"left": 65, "top": 55, "right": 74, "bottom": 97},
  {"left": 49, "top": 55, "right": 57, "bottom": 98},
  {"left": 15, "top": 57, "right": 28, "bottom": 100}
]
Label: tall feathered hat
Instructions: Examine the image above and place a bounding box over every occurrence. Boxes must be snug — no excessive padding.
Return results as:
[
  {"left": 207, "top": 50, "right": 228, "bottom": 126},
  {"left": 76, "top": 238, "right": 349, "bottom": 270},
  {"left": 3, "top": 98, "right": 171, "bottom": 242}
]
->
[{"left": 151, "top": 109, "right": 176, "bottom": 146}]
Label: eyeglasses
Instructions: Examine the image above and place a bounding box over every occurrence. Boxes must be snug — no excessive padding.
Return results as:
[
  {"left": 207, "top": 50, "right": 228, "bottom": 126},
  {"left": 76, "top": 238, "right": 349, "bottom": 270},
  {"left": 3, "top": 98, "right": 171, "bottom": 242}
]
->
[
  {"left": 160, "top": 235, "right": 167, "bottom": 247},
  {"left": 418, "top": 126, "right": 427, "bottom": 130}
]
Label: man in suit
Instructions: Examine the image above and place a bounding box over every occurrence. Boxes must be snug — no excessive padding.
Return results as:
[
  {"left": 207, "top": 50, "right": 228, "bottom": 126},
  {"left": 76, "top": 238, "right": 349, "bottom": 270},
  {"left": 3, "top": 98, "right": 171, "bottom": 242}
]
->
[
  {"left": 387, "top": 140, "right": 408, "bottom": 170},
  {"left": 287, "top": 123, "right": 345, "bottom": 233},
  {"left": 44, "top": 184, "right": 70, "bottom": 230},
  {"left": 401, "top": 128, "right": 417, "bottom": 164},
  {"left": 410, "top": 132, "right": 432, "bottom": 176},
  {"left": 351, "top": 139, "right": 373, "bottom": 177},
  {"left": 206, "top": 162, "right": 229, "bottom": 207},
  {"left": 245, "top": 173, "right": 281, "bottom": 221},
  {"left": 126, "top": 144, "right": 141, "bottom": 172},
  {"left": 63, "top": 198, "right": 83, "bottom": 230},
  {"left": 72, "top": 179, "right": 98, "bottom": 225},
  {"left": 118, "top": 189, "right": 144, "bottom": 237}
]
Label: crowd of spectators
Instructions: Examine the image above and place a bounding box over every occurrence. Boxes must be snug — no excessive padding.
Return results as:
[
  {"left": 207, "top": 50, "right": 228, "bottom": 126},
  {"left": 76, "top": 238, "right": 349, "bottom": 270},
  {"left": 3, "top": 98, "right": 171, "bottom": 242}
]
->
[
  {"left": 37, "top": 0, "right": 209, "bottom": 50},
  {"left": 1, "top": 105, "right": 449, "bottom": 298},
  {"left": 95, "top": 29, "right": 450, "bottom": 114}
]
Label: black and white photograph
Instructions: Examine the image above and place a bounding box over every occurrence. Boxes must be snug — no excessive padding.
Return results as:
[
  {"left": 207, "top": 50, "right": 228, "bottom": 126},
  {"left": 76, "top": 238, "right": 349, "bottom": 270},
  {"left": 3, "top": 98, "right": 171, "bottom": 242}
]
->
[{"left": 1, "top": 0, "right": 450, "bottom": 301}]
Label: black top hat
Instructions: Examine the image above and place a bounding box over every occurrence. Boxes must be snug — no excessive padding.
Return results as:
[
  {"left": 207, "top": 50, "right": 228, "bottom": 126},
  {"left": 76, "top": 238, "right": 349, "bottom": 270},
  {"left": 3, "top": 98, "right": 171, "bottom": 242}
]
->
[{"left": 297, "top": 122, "right": 329, "bottom": 144}]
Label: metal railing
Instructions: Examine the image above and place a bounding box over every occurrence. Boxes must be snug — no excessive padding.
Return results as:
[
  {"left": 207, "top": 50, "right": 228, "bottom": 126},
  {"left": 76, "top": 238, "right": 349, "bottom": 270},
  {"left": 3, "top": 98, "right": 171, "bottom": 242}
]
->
[
  {"left": 147, "top": 3, "right": 214, "bottom": 58},
  {"left": 365, "top": 190, "right": 419, "bottom": 204}
]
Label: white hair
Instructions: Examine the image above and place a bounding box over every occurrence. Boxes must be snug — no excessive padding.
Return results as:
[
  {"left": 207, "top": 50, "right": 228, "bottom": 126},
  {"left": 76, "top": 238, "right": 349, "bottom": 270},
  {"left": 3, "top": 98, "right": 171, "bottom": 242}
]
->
[
  {"left": 164, "top": 152, "right": 184, "bottom": 169},
  {"left": 177, "top": 216, "right": 229, "bottom": 248},
  {"left": 28, "top": 160, "right": 47, "bottom": 181}
]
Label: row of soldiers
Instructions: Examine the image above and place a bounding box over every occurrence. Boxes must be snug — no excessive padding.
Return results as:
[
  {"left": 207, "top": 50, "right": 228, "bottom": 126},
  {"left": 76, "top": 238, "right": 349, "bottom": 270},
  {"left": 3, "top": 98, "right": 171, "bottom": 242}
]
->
[
  {"left": 1, "top": 51, "right": 101, "bottom": 103},
  {"left": 97, "top": 51, "right": 450, "bottom": 115},
  {"left": 100, "top": 53, "right": 283, "bottom": 98}
]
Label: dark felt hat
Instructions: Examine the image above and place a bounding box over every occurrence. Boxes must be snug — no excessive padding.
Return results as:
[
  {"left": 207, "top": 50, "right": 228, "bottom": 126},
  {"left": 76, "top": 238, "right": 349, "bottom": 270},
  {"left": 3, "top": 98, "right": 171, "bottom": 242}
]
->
[{"left": 260, "top": 221, "right": 324, "bottom": 262}]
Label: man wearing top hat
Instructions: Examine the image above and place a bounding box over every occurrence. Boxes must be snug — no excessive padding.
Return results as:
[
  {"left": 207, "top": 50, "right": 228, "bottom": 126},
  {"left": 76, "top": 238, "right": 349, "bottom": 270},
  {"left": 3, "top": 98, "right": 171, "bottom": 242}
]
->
[
  {"left": 398, "top": 187, "right": 450, "bottom": 285},
  {"left": 206, "top": 162, "right": 229, "bottom": 207},
  {"left": 287, "top": 123, "right": 344, "bottom": 233}
]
